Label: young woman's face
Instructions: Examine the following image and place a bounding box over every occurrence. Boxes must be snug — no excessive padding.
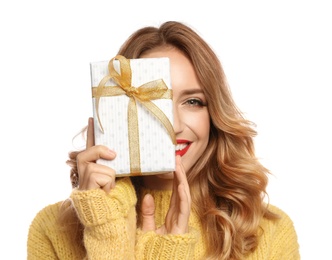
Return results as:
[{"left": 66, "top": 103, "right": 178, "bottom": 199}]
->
[{"left": 141, "top": 47, "right": 210, "bottom": 179}]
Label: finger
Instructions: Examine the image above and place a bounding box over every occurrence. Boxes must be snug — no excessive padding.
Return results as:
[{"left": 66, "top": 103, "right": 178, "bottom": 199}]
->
[
  {"left": 169, "top": 156, "right": 186, "bottom": 208},
  {"left": 86, "top": 117, "right": 95, "bottom": 149},
  {"left": 175, "top": 156, "right": 187, "bottom": 183},
  {"left": 79, "top": 160, "right": 115, "bottom": 185},
  {"left": 77, "top": 146, "right": 117, "bottom": 192},
  {"left": 169, "top": 156, "right": 190, "bottom": 234},
  {"left": 141, "top": 194, "right": 156, "bottom": 232},
  {"left": 93, "top": 170, "right": 116, "bottom": 193},
  {"left": 77, "top": 145, "right": 116, "bottom": 165},
  {"left": 174, "top": 156, "right": 191, "bottom": 204},
  {"left": 176, "top": 183, "right": 190, "bottom": 233},
  {"left": 78, "top": 162, "right": 116, "bottom": 192}
]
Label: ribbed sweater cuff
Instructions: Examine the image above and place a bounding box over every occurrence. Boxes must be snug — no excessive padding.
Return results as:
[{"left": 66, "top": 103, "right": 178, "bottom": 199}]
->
[
  {"left": 136, "top": 228, "right": 199, "bottom": 259},
  {"left": 70, "top": 177, "right": 137, "bottom": 226}
]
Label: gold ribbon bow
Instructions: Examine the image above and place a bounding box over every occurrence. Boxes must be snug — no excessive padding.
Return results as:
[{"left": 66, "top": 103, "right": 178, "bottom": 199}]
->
[{"left": 92, "top": 55, "right": 176, "bottom": 174}]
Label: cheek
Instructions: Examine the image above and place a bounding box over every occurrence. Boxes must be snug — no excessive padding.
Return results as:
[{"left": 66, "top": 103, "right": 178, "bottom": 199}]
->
[{"left": 189, "top": 112, "right": 210, "bottom": 140}]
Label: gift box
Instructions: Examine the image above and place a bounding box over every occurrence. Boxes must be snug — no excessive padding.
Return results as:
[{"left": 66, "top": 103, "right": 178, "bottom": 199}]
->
[{"left": 90, "top": 55, "right": 176, "bottom": 176}]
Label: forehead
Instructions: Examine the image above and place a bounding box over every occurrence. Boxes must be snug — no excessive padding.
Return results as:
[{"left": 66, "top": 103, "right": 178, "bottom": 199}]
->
[{"left": 141, "top": 47, "right": 201, "bottom": 94}]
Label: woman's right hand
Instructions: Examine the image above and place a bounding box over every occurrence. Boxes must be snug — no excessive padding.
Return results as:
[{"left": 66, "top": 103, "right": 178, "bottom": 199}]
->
[
  {"left": 76, "top": 117, "right": 117, "bottom": 193},
  {"left": 141, "top": 155, "right": 191, "bottom": 235}
]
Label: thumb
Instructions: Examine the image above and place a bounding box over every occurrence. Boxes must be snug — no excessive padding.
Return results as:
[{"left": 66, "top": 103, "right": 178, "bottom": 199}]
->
[{"left": 141, "top": 194, "right": 156, "bottom": 232}]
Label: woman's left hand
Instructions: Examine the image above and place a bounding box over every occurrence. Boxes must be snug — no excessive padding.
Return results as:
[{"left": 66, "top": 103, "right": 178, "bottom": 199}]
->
[{"left": 141, "top": 155, "right": 191, "bottom": 234}]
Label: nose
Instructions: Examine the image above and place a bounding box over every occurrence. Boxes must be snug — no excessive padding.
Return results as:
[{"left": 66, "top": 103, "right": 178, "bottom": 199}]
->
[{"left": 172, "top": 104, "right": 183, "bottom": 134}]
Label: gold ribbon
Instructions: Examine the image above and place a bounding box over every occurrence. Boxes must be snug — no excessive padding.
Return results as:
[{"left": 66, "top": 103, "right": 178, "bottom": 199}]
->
[{"left": 92, "top": 55, "right": 176, "bottom": 174}]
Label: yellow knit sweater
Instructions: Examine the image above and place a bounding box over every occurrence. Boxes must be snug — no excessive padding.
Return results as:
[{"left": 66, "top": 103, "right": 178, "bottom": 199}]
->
[{"left": 27, "top": 177, "right": 300, "bottom": 259}]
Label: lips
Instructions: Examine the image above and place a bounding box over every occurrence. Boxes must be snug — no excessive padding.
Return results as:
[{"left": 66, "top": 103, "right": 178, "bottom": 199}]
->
[{"left": 175, "top": 139, "right": 191, "bottom": 157}]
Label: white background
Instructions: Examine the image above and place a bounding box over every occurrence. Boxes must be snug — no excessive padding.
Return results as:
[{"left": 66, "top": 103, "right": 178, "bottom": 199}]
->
[{"left": 1, "top": 1, "right": 331, "bottom": 259}]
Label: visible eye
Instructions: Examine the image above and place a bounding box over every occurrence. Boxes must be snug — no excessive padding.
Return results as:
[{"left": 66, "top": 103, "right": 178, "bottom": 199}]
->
[{"left": 184, "top": 98, "right": 206, "bottom": 107}]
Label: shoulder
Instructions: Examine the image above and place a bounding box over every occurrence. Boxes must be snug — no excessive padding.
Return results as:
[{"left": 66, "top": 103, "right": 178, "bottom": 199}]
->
[
  {"left": 29, "top": 201, "right": 64, "bottom": 233},
  {"left": 254, "top": 204, "right": 300, "bottom": 258},
  {"left": 248, "top": 204, "right": 300, "bottom": 259},
  {"left": 260, "top": 203, "right": 299, "bottom": 244},
  {"left": 261, "top": 203, "right": 296, "bottom": 228},
  {"left": 33, "top": 201, "right": 63, "bottom": 219},
  {"left": 266, "top": 203, "right": 294, "bottom": 224}
]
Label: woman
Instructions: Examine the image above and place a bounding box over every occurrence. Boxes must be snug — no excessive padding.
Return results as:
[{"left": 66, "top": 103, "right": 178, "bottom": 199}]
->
[{"left": 27, "top": 21, "right": 300, "bottom": 259}]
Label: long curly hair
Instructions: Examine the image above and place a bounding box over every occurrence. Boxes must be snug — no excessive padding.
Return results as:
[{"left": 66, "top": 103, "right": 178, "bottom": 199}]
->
[{"left": 62, "top": 21, "right": 278, "bottom": 259}]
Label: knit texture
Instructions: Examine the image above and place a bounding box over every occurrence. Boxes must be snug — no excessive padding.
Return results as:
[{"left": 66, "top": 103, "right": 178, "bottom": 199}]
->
[{"left": 27, "top": 177, "right": 300, "bottom": 259}]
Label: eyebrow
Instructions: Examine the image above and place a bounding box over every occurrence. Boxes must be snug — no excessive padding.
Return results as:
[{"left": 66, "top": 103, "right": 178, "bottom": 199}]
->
[{"left": 179, "top": 89, "right": 205, "bottom": 95}]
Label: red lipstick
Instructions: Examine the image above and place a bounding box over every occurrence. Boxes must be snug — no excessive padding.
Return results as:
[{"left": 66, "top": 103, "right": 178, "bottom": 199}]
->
[{"left": 175, "top": 139, "right": 191, "bottom": 157}]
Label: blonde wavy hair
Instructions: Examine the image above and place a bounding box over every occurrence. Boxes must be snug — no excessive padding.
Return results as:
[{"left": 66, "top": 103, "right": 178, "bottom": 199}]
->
[{"left": 62, "top": 21, "right": 278, "bottom": 259}]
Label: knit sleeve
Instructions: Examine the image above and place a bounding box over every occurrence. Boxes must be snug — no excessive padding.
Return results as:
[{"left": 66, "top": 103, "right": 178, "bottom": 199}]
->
[
  {"left": 135, "top": 227, "right": 199, "bottom": 260},
  {"left": 70, "top": 177, "right": 137, "bottom": 260}
]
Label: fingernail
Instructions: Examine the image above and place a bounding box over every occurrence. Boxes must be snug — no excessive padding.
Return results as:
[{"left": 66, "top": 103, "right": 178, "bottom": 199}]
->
[{"left": 88, "top": 117, "right": 93, "bottom": 125}]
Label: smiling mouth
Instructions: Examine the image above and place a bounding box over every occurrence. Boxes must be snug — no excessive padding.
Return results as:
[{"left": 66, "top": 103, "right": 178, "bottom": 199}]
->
[{"left": 175, "top": 142, "right": 191, "bottom": 157}]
